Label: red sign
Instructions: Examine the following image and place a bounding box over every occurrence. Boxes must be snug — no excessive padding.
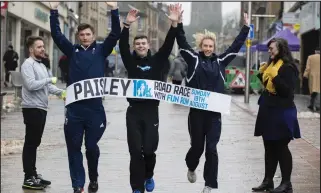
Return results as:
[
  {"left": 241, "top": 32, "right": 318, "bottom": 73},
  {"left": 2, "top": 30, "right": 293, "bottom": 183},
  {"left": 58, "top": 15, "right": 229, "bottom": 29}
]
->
[
  {"left": 230, "top": 71, "right": 246, "bottom": 88},
  {"left": 1, "top": 2, "right": 8, "bottom": 9}
]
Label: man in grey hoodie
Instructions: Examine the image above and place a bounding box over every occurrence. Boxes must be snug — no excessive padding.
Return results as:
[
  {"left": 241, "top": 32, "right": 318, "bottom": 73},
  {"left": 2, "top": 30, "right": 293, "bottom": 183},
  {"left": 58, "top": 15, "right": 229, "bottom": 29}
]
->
[
  {"left": 20, "top": 36, "right": 65, "bottom": 190},
  {"left": 169, "top": 54, "right": 187, "bottom": 85}
]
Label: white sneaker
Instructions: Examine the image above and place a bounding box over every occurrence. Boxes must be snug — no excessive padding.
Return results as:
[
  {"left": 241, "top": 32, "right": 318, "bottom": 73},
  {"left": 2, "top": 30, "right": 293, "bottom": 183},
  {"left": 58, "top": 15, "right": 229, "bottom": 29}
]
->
[
  {"left": 187, "top": 170, "right": 197, "bottom": 183},
  {"left": 201, "top": 186, "right": 212, "bottom": 193}
]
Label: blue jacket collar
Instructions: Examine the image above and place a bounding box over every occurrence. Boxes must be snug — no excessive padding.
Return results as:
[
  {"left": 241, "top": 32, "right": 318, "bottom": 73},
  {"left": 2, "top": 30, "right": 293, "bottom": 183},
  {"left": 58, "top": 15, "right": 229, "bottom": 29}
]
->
[{"left": 75, "top": 41, "right": 97, "bottom": 50}]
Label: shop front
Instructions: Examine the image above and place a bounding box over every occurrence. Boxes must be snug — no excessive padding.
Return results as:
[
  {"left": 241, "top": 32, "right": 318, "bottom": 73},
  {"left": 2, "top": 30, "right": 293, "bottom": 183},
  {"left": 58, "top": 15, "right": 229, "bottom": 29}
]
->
[
  {"left": 299, "top": 2, "right": 320, "bottom": 94},
  {"left": 1, "top": 2, "right": 8, "bottom": 81},
  {"left": 5, "top": 2, "right": 67, "bottom": 76}
]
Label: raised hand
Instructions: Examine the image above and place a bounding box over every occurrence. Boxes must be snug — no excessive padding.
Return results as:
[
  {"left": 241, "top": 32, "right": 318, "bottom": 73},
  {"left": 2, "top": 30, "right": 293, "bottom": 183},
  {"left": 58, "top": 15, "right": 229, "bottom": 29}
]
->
[
  {"left": 259, "top": 62, "right": 268, "bottom": 74},
  {"left": 49, "top": 2, "right": 60, "bottom": 10},
  {"left": 126, "top": 9, "right": 140, "bottom": 24},
  {"left": 178, "top": 4, "right": 184, "bottom": 23},
  {"left": 166, "top": 3, "right": 180, "bottom": 23},
  {"left": 106, "top": 2, "right": 117, "bottom": 9},
  {"left": 243, "top": 12, "right": 249, "bottom": 26}
]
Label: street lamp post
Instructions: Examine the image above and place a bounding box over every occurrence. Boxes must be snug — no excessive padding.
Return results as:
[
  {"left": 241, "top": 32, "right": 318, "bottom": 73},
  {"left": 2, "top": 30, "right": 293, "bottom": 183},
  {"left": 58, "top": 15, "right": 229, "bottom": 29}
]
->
[
  {"left": 245, "top": 2, "right": 252, "bottom": 103},
  {"left": 252, "top": 14, "right": 276, "bottom": 70}
]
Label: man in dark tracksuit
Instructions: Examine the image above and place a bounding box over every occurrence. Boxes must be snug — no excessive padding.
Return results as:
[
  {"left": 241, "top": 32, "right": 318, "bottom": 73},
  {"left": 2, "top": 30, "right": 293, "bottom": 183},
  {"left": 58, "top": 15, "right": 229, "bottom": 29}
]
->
[
  {"left": 176, "top": 14, "right": 250, "bottom": 193},
  {"left": 49, "top": 2, "right": 120, "bottom": 193},
  {"left": 119, "top": 8, "right": 178, "bottom": 193}
]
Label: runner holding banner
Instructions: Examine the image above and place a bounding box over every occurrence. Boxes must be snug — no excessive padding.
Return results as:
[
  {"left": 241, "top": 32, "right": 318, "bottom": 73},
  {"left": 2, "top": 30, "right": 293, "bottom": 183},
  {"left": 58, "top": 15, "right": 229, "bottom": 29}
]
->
[
  {"left": 176, "top": 7, "right": 250, "bottom": 193},
  {"left": 65, "top": 77, "right": 231, "bottom": 114},
  {"left": 49, "top": 2, "right": 121, "bottom": 193},
  {"left": 120, "top": 5, "right": 179, "bottom": 193}
]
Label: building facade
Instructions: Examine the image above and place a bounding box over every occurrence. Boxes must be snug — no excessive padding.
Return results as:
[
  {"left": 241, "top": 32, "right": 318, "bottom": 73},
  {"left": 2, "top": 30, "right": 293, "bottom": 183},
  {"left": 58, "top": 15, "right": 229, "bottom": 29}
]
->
[
  {"left": 285, "top": 2, "right": 320, "bottom": 94},
  {"left": 65, "top": 2, "right": 79, "bottom": 44},
  {"left": 78, "top": 2, "right": 109, "bottom": 40},
  {"left": 1, "top": 2, "right": 68, "bottom": 79},
  {"left": 240, "top": 1, "right": 320, "bottom": 93},
  {"left": 184, "top": 2, "right": 222, "bottom": 45}
]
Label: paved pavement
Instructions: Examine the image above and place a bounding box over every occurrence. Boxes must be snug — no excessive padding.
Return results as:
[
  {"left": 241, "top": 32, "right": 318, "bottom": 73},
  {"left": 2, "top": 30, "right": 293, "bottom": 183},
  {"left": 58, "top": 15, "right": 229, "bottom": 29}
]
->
[
  {"left": 232, "top": 94, "right": 321, "bottom": 149},
  {"left": 232, "top": 94, "right": 320, "bottom": 116},
  {"left": 1, "top": 97, "right": 320, "bottom": 193}
]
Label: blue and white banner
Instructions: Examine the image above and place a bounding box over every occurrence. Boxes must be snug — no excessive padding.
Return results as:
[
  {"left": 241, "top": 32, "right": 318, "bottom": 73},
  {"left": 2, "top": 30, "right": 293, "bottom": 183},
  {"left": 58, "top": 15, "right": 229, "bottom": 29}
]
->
[{"left": 65, "top": 77, "right": 232, "bottom": 115}]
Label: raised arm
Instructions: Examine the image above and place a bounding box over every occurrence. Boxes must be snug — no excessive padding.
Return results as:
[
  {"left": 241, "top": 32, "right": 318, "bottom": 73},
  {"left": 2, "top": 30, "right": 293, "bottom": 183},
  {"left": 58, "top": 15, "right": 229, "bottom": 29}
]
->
[
  {"left": 49, "top": 2, "right": 73, "bottom": 57},
  {"left": 218, "top": 13, "right": 250, "bottom": 67},
  {"left": 153, "top": 25, "right": 178, "bottom": 62},
  {"left": 176, "top": 23, "right": 198, "bottom": 64},
  {"left": 119, "top": 27, "right": 133, "bottom": 71},
  {"left": 119, "top": 9, "right": 140, "bottom": 71},
  {"left": 152, "top": 4, "right": 180, "bottom": 73},
  {"left": 176, "top": 23, "right": 199, "bottom": 83},
  {"left": 176, "top": 23, "right": 194, "bottom": 53},
  {"left": 102, "top": 2, "right": 121, "bottom": 58},
  {"left": 175, "top": 6, "right": 199, "bottom": 83}
]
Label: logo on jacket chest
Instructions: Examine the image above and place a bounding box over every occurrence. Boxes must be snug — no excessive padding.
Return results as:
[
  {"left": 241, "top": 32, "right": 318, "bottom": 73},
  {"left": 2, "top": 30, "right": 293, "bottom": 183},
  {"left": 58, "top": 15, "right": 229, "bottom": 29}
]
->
[{"left": 137, "top": 65, "right": 151, "bottom": 71}]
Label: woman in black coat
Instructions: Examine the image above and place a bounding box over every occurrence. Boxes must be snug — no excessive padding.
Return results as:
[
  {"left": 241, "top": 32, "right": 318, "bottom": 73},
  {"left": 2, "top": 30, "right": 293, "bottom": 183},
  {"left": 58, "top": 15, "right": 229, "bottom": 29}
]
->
[{"left": 252, "top": 38, "right": 301, "bottom": 193}]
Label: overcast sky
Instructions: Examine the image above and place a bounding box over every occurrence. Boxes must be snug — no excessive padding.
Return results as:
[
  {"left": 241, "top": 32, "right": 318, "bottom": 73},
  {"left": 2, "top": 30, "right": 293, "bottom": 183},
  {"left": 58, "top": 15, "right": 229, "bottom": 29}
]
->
[{"left": 163, "top": 2, "right": 240, "bottom": 26}]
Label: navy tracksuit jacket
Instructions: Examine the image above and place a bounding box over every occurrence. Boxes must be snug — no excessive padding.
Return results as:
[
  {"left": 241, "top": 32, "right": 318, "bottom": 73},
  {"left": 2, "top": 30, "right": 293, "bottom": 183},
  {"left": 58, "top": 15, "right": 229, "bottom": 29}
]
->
[
  {"left": 176, "top": 23, "right": 250, "bottom": 188},
  {"left": 50, "top": 9, "right": 120, "bottom": 189}
]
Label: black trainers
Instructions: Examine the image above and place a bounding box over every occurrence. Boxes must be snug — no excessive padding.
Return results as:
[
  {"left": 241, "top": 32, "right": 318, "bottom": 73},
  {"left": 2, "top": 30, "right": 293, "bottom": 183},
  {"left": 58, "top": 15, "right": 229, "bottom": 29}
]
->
[
  {"left": 74, "top": 187, "right": 84, "bottom": 193},
  {"left": 36, "top": 174, "right": 51, "bottom": 187},
  {"left": 88, "top": 181, "right": 99, "bottom": 192},
  {"left": 22, "top": 176, "right": 44, "bottom": 190}
]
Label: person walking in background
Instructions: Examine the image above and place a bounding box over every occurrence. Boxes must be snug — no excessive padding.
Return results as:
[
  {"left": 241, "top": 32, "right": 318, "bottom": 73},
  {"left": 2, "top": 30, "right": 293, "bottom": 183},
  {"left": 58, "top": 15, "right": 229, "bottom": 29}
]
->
[
  {"left": 161, "top": 58, "right": 171, "bottom": 82},
  {"left": 105, "top": 57, "right": 115, "bottom": 77},
  {"left": 42, "top": 53, "right": 52, "bottom": 77},
  {"left": 2, "top": 45, "right": 19, "bottom": 87},
  {"left": 58, "top": 55, "right": 69, "bottom": 84},
  {"left": 169, "top": 54, "right": 187, "bottom": 85},
  {"left": 303, "top": 47, "right": 320, "bottom": 112},
  {"left": 42, "top": 53, "right": 50, "bottom": 70},
  {"left": 252, "top": 38, "right": 301, "bottom": 193},
  {"left": 20, "top": 36, "right": 65, "bottom": 190}
]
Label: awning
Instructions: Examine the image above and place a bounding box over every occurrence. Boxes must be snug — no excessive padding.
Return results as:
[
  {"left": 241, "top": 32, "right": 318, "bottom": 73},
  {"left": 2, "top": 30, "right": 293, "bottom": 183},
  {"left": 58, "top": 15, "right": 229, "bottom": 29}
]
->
[{"left": 252, "top": 28, "right": 300, "bottom": 51}]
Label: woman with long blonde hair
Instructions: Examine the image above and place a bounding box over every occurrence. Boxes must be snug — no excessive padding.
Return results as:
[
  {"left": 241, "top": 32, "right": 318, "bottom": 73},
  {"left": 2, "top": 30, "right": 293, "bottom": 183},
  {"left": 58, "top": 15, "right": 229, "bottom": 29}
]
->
[{"left": 176, "top": 6, "right": 250, "bottom": 193}]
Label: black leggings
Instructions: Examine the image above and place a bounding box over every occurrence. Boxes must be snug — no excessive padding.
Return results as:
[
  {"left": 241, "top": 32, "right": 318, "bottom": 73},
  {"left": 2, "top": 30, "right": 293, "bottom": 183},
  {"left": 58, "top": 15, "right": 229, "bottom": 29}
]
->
[{"left": 263, "top": 139, "right": 292, "bottom": 182}]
